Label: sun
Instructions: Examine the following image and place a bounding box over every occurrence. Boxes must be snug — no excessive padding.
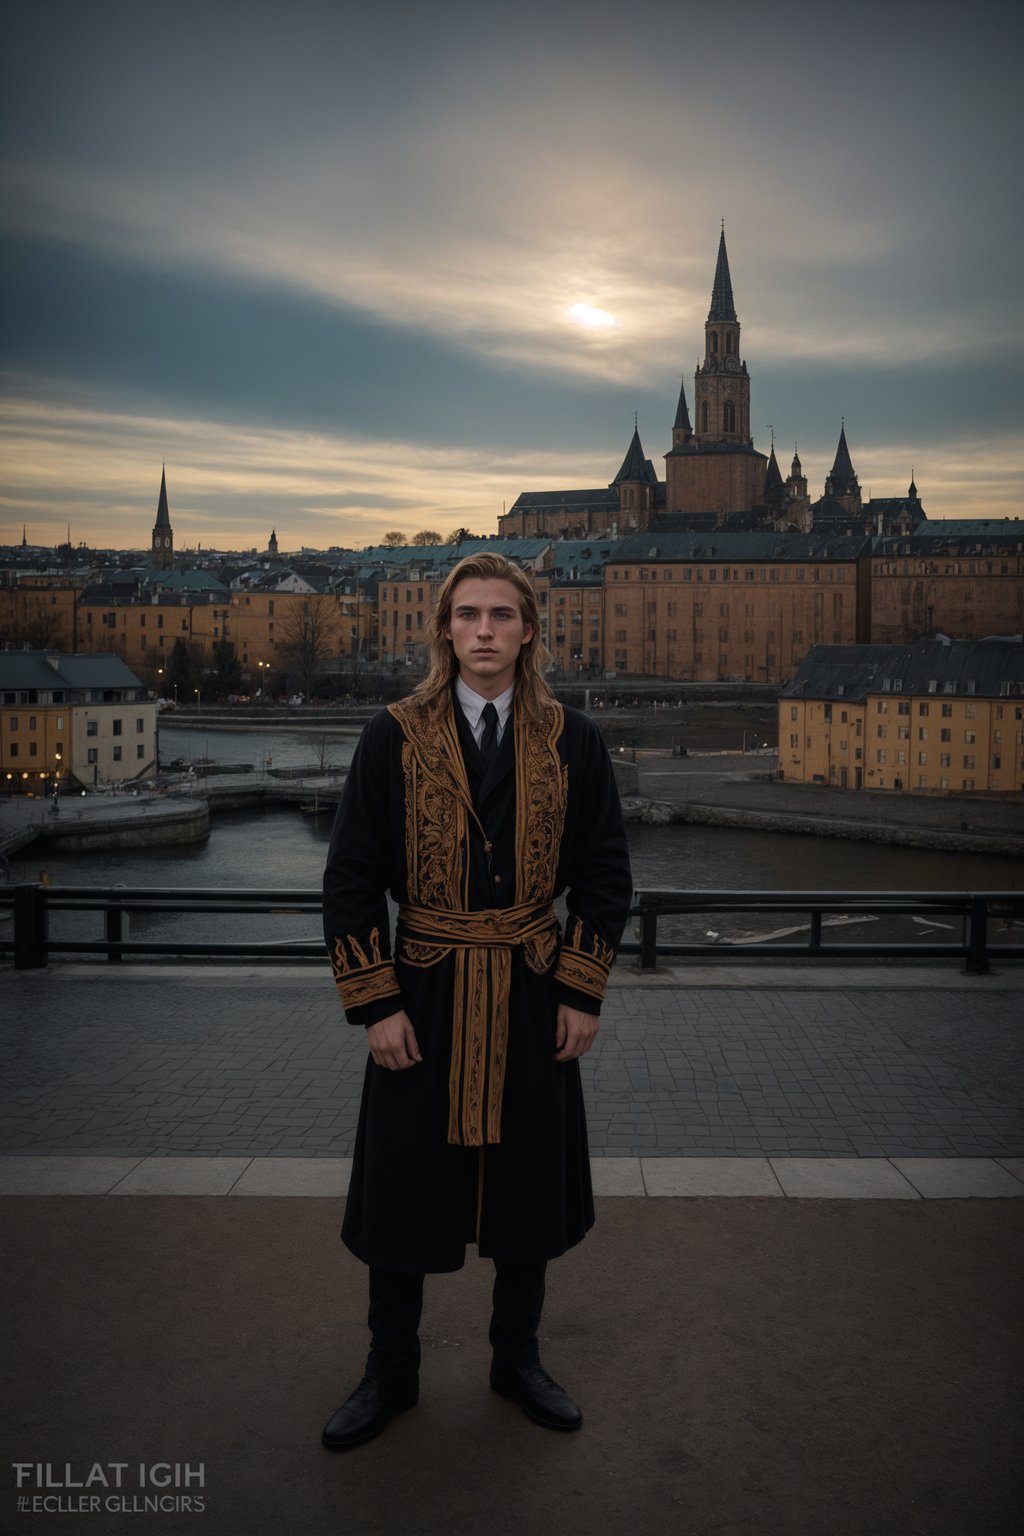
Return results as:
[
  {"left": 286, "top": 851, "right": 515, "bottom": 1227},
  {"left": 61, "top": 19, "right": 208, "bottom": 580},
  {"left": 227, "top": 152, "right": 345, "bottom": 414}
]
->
[{"left": 566, "top": 302, "right": 618, "bottom": 331}]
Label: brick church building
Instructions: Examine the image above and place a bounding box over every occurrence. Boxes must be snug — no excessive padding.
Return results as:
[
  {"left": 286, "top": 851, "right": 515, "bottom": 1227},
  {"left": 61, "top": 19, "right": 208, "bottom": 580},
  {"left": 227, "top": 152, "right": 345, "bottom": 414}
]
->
[{"left": 498, "top": 232, "right": 923, "bottom": 542}]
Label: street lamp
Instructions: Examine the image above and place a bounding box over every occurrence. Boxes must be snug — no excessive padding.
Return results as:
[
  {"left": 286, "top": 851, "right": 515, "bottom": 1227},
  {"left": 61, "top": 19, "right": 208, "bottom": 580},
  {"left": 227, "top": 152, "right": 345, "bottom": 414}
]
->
[{"left": 195, "top": 687, "right": 201, "bottom": 714}]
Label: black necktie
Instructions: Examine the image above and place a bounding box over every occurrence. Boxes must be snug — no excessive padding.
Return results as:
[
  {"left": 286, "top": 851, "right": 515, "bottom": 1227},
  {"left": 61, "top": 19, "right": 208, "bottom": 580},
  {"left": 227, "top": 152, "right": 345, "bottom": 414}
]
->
[{"left": 479, "top": 702, "right": 499, "bottom": 764}]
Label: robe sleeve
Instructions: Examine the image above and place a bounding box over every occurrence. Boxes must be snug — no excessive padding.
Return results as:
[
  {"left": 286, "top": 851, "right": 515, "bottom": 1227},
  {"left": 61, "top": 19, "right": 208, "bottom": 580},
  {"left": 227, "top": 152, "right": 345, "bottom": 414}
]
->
[
  {"left": 322, "top": 710, "right": 404, "bottom": 1027},
  {"left": 554, "top": 717, "right": 633, "bottom": 1015}
]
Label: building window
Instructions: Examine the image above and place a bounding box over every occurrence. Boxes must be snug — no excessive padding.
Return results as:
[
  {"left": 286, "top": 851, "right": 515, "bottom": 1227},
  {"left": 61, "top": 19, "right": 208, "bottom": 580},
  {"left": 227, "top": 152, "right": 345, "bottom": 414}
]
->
[
  {"left": 9, "top": 743, "right": 17, "bottom": 758},
  {"left": 963, "top": 755, "right": 975, "bottom": 769},
  {"left": 941, "top": 703, "right": 952, "bottom": 717},
  {"left": 113, "top": 720, "right": 122, "bottom": 736},
  {"left": 940, "top": 753, "right": 951, "bottom": 768},
  {"left": 918, "top": 728, "right": 927, "bottom": 741},
  {"left": 87, "top": 748, "right": 98, "bottom": 765},
  {"left": 113, "top": 746, "right": 122, "bottom": 762},
  {"left": 137, "top": 744, "right": 145, "bottom": 759},
  {"left": 136, "top": 718, "right": 144, "bottom": 732},
  {"left": 877, "top": 725, "right": 886, "bottom": 739},
  {"left": 723, "top": 400, "right": 736, "bottom": 433},
  {"left": 700, "top": 402, "right": 709, "bottom": 433},
  {"left": 876, "top": 750, "right": 886, "bottom": 764},
  {"left": 919, "top": 703, "right": 929, "bottom": 716},
  {"left": 87, "top": 721, "right": 98, "bottom": 737},
  {"left": 940, "top": 729, "right": 951, "bottom": 742},
  {"left": 918, "top": 752, "right": 928, "bottom": 766}
]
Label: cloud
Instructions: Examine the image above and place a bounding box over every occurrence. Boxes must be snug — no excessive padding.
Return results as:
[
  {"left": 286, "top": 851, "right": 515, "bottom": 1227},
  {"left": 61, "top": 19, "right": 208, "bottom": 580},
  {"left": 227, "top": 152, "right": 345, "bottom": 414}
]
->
[
  {"left": 1, "top": 385, "right": 1019, "bottom": 552},
  {"left": 0, "top": 386, "right": 634, "bottom": 548}
]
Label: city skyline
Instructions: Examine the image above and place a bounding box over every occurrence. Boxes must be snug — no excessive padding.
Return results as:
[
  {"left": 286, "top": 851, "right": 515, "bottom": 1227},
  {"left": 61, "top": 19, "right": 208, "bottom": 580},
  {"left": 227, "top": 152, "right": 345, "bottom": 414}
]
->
[{"left": 1, "top": 0, "right": 1021, "bottom": 551}]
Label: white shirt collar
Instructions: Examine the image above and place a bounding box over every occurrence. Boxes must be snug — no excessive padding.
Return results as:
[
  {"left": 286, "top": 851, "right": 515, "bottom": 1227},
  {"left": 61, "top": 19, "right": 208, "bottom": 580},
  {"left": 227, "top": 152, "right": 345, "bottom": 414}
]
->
[{"left": 455, "top": 675, "right": 514, "bottom": 744}]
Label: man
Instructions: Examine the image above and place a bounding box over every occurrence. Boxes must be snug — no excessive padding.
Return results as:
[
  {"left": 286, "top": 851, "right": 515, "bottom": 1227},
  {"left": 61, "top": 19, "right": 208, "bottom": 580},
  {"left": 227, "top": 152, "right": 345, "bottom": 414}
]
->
[{"left": 321, "top": 553, "right": 632, "bottom": 1449}]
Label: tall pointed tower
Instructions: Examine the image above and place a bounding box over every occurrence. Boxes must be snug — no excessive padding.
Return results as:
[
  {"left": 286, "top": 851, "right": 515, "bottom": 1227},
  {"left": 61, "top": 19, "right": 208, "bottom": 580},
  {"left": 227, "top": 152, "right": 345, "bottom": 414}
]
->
[
  {"left": 664, "top": 230, "right": 767, "bottom": 523},
  {"left": 694, "top": 230, "right": 750, "bottom": 446},
  {"left": 151, "top": 467, "right": 174, "bottom": 570}
]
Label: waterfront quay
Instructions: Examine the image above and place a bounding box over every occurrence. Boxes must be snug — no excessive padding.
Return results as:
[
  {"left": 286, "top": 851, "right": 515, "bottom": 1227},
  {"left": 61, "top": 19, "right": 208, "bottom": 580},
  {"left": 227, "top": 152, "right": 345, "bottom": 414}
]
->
[
  {"left": 4, "top": 747, "right": 1023, "bottom": 860},
  {"left": 3, "top": 960, "right": 1022, "bottom": 1535}
]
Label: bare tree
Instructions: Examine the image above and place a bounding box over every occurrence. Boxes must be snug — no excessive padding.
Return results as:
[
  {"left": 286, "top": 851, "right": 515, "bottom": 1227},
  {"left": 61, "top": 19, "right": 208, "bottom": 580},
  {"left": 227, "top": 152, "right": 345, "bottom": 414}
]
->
[
  {"left": 1, "top": 609, "right": 70, "bottom": 650},
  {"left": 382, "top": 530, "right": 407, "bottom": 548},
  {"left": 411, "top": 530, "right": 443, "bottom": 545},
  {"left": 277, "top": 594, "right": 342, "bottom": 696}
]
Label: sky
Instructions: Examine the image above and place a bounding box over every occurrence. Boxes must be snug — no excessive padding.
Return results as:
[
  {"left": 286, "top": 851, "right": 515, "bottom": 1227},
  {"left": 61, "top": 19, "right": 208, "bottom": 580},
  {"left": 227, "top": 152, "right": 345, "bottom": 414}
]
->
[{"left": 1, "top": 0, "right": 1021, "bottom": 553}]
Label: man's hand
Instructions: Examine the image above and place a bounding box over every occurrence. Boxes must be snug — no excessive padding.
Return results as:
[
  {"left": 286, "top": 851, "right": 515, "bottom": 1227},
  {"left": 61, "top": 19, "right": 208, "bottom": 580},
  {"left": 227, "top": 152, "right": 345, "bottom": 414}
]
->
[
  {"left": 555, "top": 1003, "right": 599, "bottom": 1062},
  {"left": 366, "top": 1010, "right": 422, "bottom": 1071}
]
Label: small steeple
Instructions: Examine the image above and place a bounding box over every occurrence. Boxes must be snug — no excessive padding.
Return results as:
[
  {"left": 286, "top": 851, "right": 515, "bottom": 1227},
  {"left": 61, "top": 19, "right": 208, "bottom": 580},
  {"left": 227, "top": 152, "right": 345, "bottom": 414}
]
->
[
  {"left": 707, "top": 228, "right": 737, "bottom": 323},
  {"left": 826, "top": 422, "right": 859, "bottom": 497},
  {"left": 908, "top": 470, "right": 918, "bottom": 501},
  {"left": 21, "top": 523, "right": 28, "bottom": 548},
  {"left": 764, "top": 444, "right": 784, "bottom": 500},
  {"left": 612, "top": 425, "right": 654, "bottom": 485},
  {"left": 791, "top": 444, "right": 802, "bottom": 476},
  {"left": 673, "top": 378, "right": 692, "bottom": 434}
]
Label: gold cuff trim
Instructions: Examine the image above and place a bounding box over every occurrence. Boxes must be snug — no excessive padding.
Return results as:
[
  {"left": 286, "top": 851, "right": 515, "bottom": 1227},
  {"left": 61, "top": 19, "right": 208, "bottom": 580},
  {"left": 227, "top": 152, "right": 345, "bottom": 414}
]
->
[
  {"left": 335, "top": 963, "right": 402, "bottom": 1012},
  {"left": 330, "top": 928, "right": 401, "bottom": 1012},
  {"left": 554, "top": 917, "right": 615, "bottom": 1002}
]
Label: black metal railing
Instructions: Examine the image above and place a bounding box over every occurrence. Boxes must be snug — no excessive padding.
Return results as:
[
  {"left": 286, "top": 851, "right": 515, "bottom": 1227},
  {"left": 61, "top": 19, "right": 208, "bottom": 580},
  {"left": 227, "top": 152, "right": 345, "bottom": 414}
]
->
[
  {"left": 1, "top": 883, "right": 1021, "bottom": 974},
  {"left": 630, "top": 889, "right": 1023, "bottom": 975}
]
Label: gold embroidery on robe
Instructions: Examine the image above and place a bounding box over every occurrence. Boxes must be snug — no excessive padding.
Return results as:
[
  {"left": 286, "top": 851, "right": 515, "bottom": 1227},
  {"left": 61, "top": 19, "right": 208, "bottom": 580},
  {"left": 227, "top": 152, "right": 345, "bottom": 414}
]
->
[{"left": 387, "top": 693, "right": 568, "bottom": 1146}]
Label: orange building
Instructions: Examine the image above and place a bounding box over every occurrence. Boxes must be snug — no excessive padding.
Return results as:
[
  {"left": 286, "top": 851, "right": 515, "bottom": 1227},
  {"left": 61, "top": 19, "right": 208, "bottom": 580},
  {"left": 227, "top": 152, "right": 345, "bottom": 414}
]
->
[
  {"left": 0, "top": 585, "right": 78, "bottom": 650},
  {"left": 602, "top": 532, "right": 871, "bottom": 683},
  {"left": 780, "top": 638, "right": 1024, "bottom": 795},
  {"left": 871, "top": 522, "right": 1024, "bottom": 643}
]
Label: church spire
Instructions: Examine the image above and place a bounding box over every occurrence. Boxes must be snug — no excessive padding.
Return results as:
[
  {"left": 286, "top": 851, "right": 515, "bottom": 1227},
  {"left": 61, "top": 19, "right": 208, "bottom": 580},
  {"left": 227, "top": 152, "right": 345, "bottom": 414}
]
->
[
  {"left": 151, "top": 465, "right": 174, "bottom": 570},
  {"left": 707, "top": 228, "right": 737, "bottom": 323},
  {"left": 672, "top": 377, "right": 693, "bottom": 447},
  {"left": 826, "top": 422, "right": 859, "bottom": 497},
  {"left": 155, "top": 466, "right": 171, "bottom": 530},
  {"left": 764, "top": 444, "right": 784, "bottom": 500},
  {"left": 612, "top": 425, "right": 656, "bottom": 484}
]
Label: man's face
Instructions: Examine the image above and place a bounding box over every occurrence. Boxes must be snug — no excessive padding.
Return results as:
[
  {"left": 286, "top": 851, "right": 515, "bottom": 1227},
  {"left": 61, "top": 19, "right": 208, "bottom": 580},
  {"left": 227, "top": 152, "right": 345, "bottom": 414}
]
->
[{"left": 445, "top": 576, "right": 534, "bottom": 699}]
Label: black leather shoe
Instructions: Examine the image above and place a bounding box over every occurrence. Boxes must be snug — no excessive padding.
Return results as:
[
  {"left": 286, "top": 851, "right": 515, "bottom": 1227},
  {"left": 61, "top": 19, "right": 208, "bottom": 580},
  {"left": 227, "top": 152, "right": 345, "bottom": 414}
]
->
[
  {"left": 321, "top": 1373, "right": 419, "bottom": 1450},
  {"left": 489, "top": 1361, "right": 582, "bottom": 1431}
]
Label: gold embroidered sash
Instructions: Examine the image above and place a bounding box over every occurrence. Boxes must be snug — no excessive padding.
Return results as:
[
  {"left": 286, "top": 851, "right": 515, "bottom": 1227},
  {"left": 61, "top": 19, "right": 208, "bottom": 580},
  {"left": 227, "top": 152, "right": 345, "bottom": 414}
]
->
[{"left": 398, "top": 899, "right": 557, "bottom": 1147}]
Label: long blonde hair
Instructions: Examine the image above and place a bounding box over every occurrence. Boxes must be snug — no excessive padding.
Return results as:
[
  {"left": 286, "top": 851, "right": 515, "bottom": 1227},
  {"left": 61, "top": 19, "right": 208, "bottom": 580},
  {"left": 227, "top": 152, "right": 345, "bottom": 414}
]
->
[{"left": 413, "top": 553, "right": 553, "bottom": 720}]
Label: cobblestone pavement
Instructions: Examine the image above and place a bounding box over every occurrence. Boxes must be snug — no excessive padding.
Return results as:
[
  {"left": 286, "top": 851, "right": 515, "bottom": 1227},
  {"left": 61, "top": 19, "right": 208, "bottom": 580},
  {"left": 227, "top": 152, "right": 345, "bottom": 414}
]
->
[{"left": 3, "top": 964, "right": 1021, "bottom": 1159}]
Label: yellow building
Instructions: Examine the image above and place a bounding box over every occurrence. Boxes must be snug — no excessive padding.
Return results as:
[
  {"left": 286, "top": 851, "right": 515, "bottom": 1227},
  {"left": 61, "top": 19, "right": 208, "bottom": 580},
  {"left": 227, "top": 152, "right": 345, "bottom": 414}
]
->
[
  {"left": 780, "top": 638, "right": 1024, "bottom": 795},
  {"left": 0, "top": 651, "right": 156, "bottom": 794},
  {"left": 378, "top": 575, "right": 438, "bottom": 667}
]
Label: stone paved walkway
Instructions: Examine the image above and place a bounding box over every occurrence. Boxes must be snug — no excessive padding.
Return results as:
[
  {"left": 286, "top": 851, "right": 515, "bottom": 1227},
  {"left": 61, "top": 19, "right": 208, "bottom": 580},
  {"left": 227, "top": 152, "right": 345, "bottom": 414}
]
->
[{"left": 3, "top": 963, "right": 1021, "bottom": 1162}]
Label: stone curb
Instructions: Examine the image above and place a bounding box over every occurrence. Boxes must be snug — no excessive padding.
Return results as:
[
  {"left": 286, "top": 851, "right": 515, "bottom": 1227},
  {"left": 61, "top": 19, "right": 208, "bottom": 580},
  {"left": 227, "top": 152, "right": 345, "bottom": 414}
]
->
[{"left": 2, "top": 1154, "right": 1022, "bottom": 1199}]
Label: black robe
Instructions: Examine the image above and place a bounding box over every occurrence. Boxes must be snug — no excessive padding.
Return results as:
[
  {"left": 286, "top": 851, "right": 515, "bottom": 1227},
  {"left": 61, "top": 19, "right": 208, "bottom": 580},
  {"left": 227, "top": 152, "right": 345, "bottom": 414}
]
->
[{"left": 322, "top": 687, "right": 632, "bottom": 1273}]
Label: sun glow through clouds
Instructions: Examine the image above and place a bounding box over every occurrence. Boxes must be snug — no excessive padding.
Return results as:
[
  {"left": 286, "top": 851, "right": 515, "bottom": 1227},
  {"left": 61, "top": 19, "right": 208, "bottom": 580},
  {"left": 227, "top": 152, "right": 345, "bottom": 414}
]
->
[{"left": 566, "top": 302, "right": 618, "bottom": 331}]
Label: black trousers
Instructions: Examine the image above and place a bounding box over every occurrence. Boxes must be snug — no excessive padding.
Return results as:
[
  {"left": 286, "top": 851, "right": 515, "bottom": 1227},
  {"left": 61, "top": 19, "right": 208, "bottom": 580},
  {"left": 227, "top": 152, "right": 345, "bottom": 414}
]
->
[{"left": 366, "top": 1260, "right": 547, "bottom": 1379}]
